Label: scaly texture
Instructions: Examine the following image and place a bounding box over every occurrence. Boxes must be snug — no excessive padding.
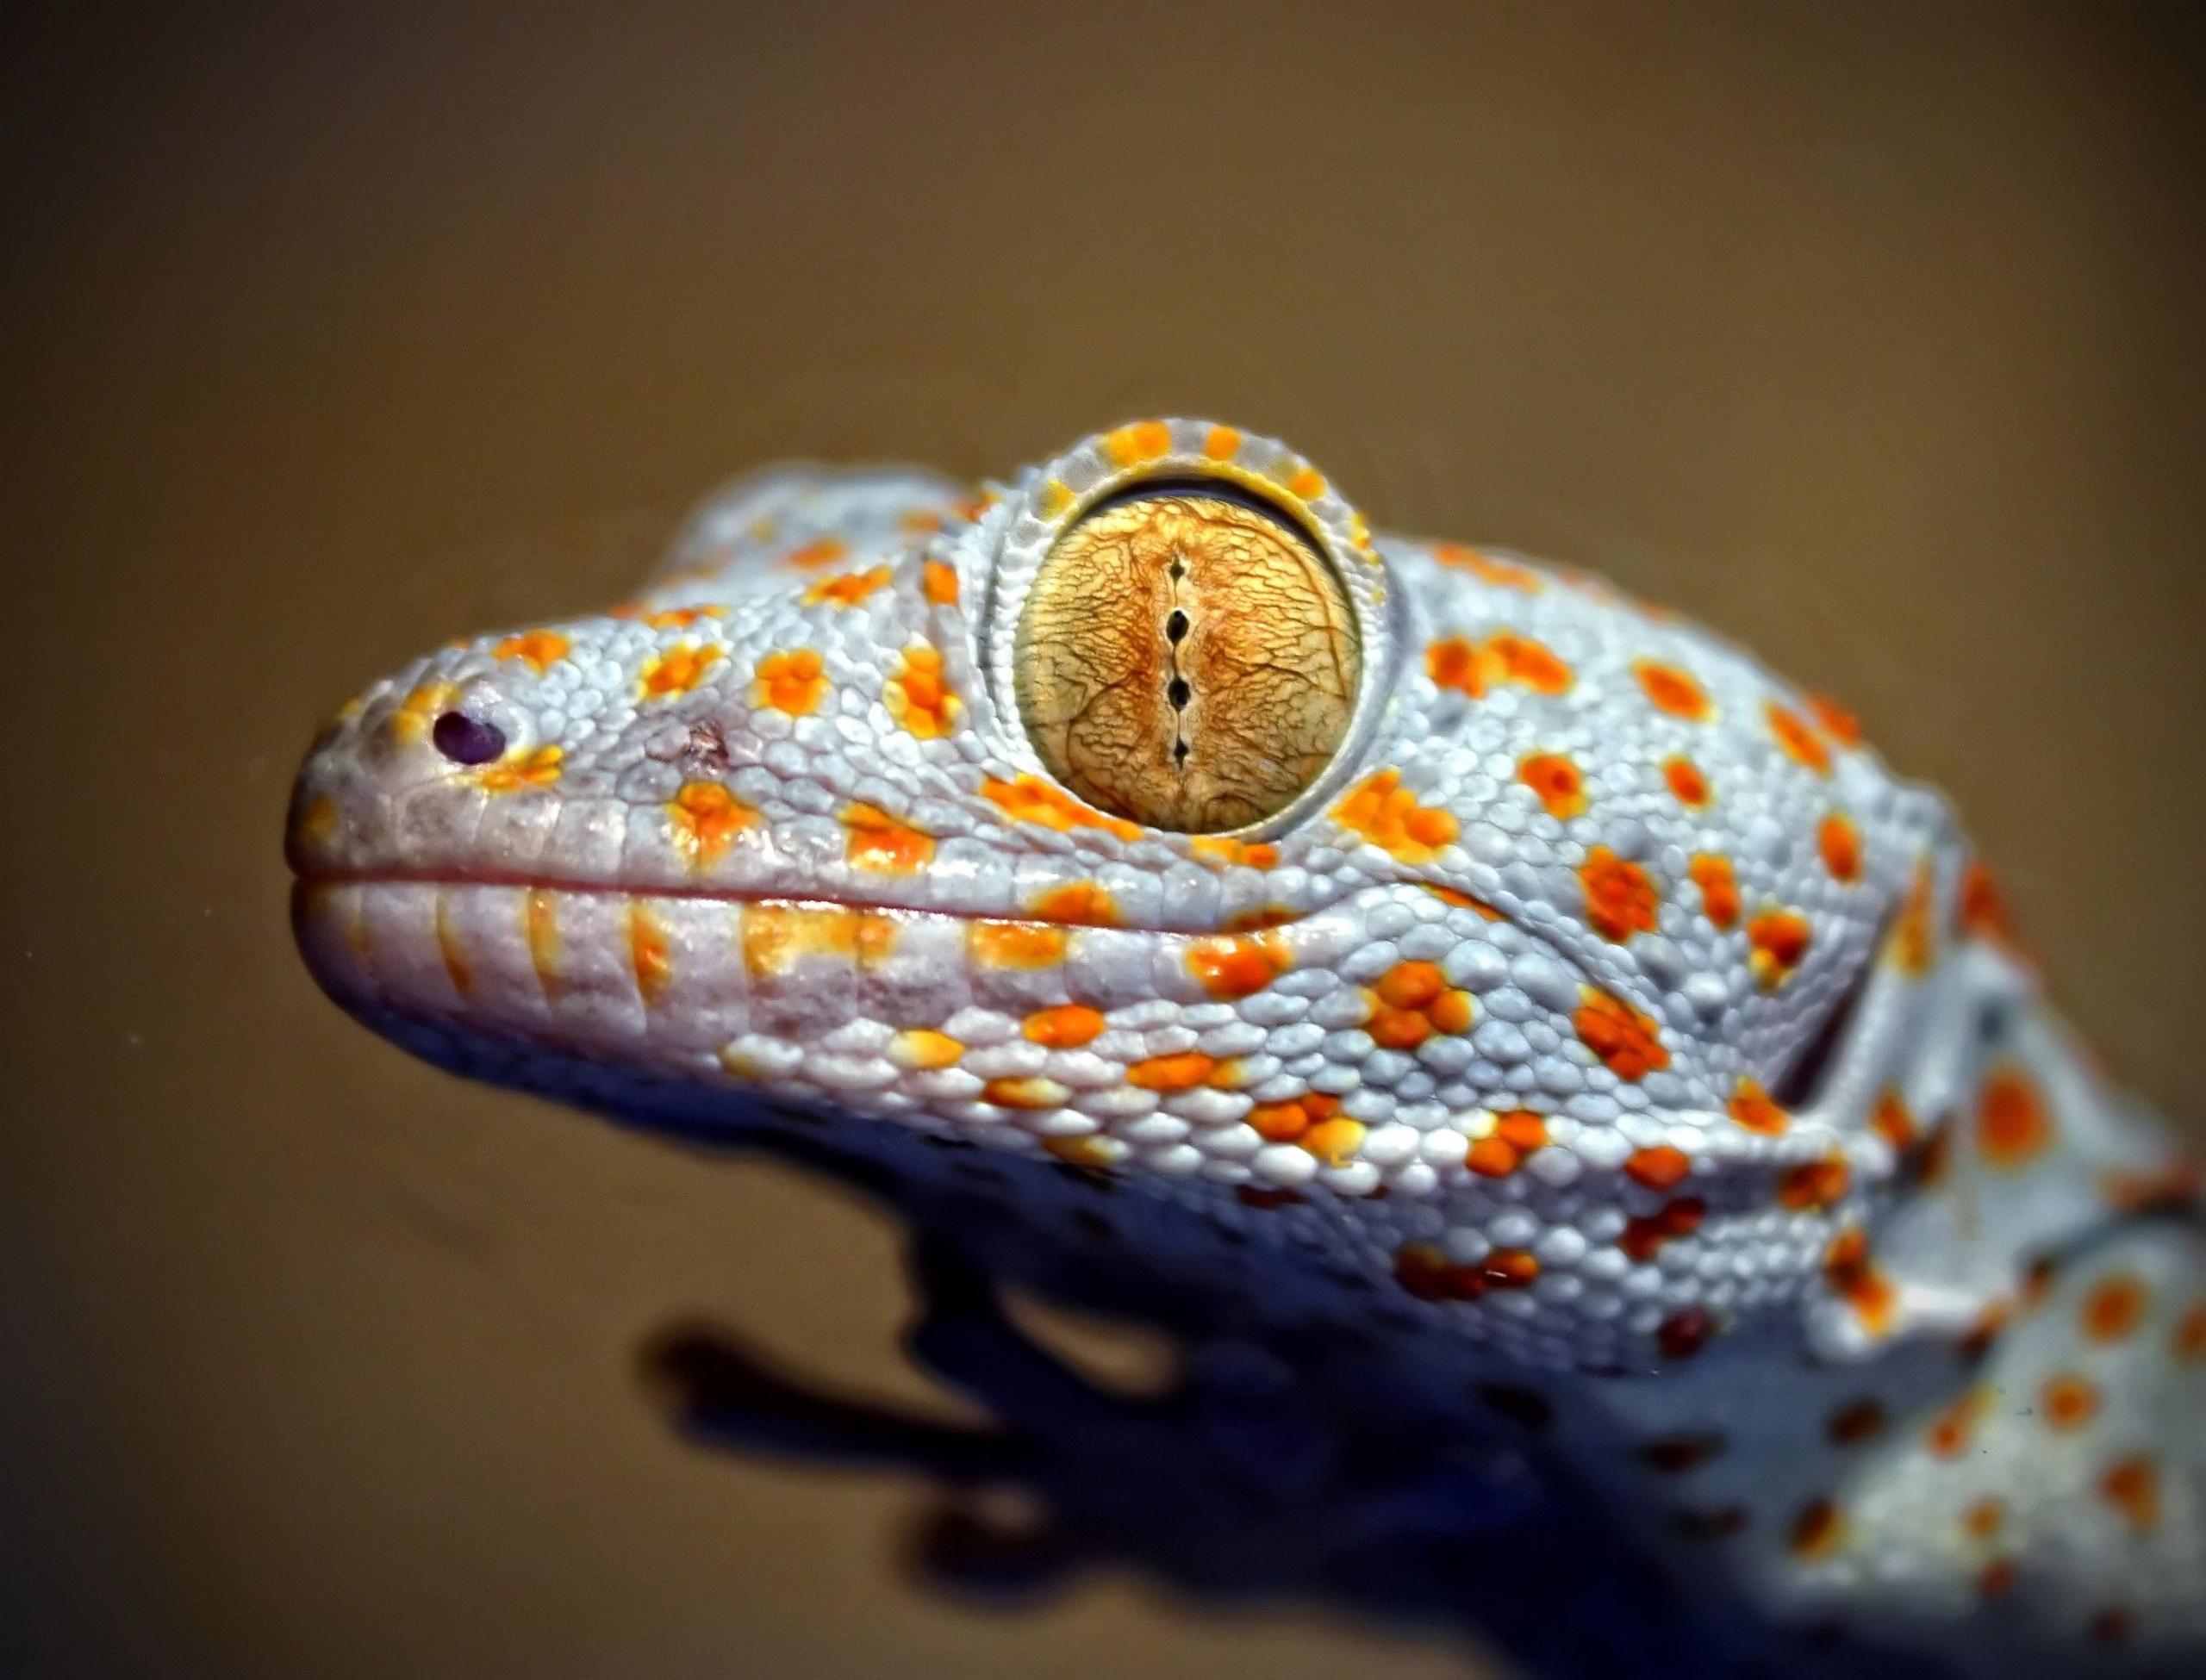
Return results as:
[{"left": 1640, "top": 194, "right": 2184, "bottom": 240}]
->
[{"left": 289, "top": 420, "right": 2203, "bottom": 1674}]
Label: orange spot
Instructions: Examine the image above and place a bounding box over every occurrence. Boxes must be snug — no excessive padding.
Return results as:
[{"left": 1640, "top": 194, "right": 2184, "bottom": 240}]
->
[
  {"left": 1188, "top": 836, "right": 1278, "bottom": 870},
  {"left": 982, "top": 774, "right": 1142, "bottom": 843},
  {"left": 782, "top": 538, "right": 848, "bottom": 571},
  {"left": 1486, "top": 632, "right": 1573, "bottom": 695},
  {"left": 741, "top": 905, "right": 894, "bottom": 974},
  {"left": 1961, "top": 1497, "right": 2006, "bottom": 1544},
  {"left": 1748, "top": 908, "right": 1812, "bottom": 989},
  {"left": 1247, "top": 1092, "right": 1339, "bottom": 1143},
  {"left": 1464, "top": 1115, "right": 1547, "bottom": 1179},
  {"left": 1579, "top": 846, "right": 1660, "bottom": 943},
  {"left": 1977, "top": 1559, "right": 2018, "bottom": 1600},
  {"left": 1624, "top": 1145, "right": 1692, "bottom": 1191},
  {"left": 1368, "top": 1004, "right": 1433, "bottom": 1050},
  {"left": 641, "top": 641, "right": 724, "bottom": 700},
  {"left": 2081, "top": 1273, "right": 2148, "bottom": 1343},
  {"left": 1823, "top": 1227, "right": 1895, "bottom": 1335},
  {"left": 1202, "top": 425, "right": 1241, "bottom": 460},
  {"left": 1871, "top": 1088, "right": 1919, "bottom": 1153},
  {"left": 1656, "top": 1307, "right": 1717, "bottom": 1360},
  {"left": 842, "top": 802, "right": 933, "bottom": 874},
  {"left": 1425, "top": 635, "right": 1486, "bottom": 698},
  {"left": 1925, "top": 1387, "right": 1989, "bottom": 1459},
  {"left": 885, "top": 643, "right": 959, "bottom": 737},
  {"left": 1332, "top": 770, "right": 1460, "bottom": 865},
  {"left": 1817, "top": 813, "right": 1862, "bottom": 883},
  {"left": 983, "top": 1076, "right": 1069, "bottom": 1111},
  {"left": 1688, "top": 854, "right": 1739, "bottom": 930},
  {"left": 1424, "top": 884, "right": 1505, "bottom": 918},
  {"left": 1620, "top": 1197, "right": 1704, "bottom": 1261},
  {"left": 1789, "top": 1497, "right": 1846, "bottom": 1560},
  {"left": 969, "top": 921, "right": 1068, "bottom": 969},
  {"left": 1375, "top": 961, "right": 1445, "bottom": 1009},
  {"left": 495, "top": 628, "right": 570, "bottom": 673},
  {"left": 2177, "top": 1298, "right": 2206, "bottom": 1361},
  {"left": 1518, "top": 752, "right": 1587, "bottom": 820},
  {"left": 1663, "top": 756, "right": 1711, "bottom": 807},
  {"left": 627, "top": 903, "right": 671, "bottom": 1005},
  {"left": 1029, "top": 880, "right": 1122, "bottom": 926},
  {"left": 1367, "top": 959, "right": 1474, "bottom": 1048},
  {"left": 1574, "top": 989, "right": 1669, "bottom": 1081},
  {"left": 643, "top": 605, "right": 726, "bottom": 630},
  {"left": 1483, "top": 1248, "right": 1541, "bottom": 1288},
  {"left": 477, "top": 744, "right": 564, "bottom": 793},
  {"left": 1187, "top": 933, "right": 1292, "bottom": 999},
  {"left": 1826, "top": 1397, "right": 1888, "bottom": 1447},
  {"left": 803, "top": 565, "right": 892, "bottom": 607},
  {"left": 1807, "top": 693, "right": 1862, "bottom": 748},
  {"left": 1978, "top": 1067, "right": 2051, "bottom": 1169},
  {"left": 1767, "top": 700, "right": 1832, "bottom": 775},
  {"left": 922, "top": 559, "right": 959, "bottom": 605},
  {"left": 2041, "top": 1372, "right": 2100, "bottom": 1432},
  {"left": 1024, "top": 1005, "right": 1106, "bottom": 1048},
  {"left": 1127, "top": 1051, "right": 1219, "bottom": 1092},
  {"left": 1892, "top": 859, "right": 1937, "bottom": 974},
  {"left": 1302, "top": 1116, "right": 1365, "bottom": 1166},
  {"left": 754, "top": 648, "right": 827, "bottom": 715},
  {"left": 666, "top": 781, "right": 756, "bottom": 868},
  {"left": 1431, "top": 544, "right": 1541, "bottom": 591},
  {"left": 1960, "top": 861, "right": 2025, "bottom": 952},
  {"left": 1729, "top": 1077, "right": 1790, "bottom": 1136},
  {"left": 1044, "top": 1135, "right": 1115, "bottom": 1168},
  {"left": 524, "top": 888, "right": 559, "bottom": 997},
  {"left": 1634, "top": 660, "right": 1711, "bottom": 721},
  {"left": 1428, "top": 988, "right": 1475, "bottom": 1033},
  {"left": 1103, "top": 420, "right": 1174, "bottom": 467},
  {"left": 1287, "top": 466, "right": 1328, "bottom": 501},
  {"left": 1778, "top": 1154, "right": 1851, "bottom": 1211}
]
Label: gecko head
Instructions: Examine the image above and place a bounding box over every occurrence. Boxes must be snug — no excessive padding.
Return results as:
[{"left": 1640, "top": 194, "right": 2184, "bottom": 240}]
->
[{"left": 291, "top": 420, "right": 1951, "bottom": 1368}]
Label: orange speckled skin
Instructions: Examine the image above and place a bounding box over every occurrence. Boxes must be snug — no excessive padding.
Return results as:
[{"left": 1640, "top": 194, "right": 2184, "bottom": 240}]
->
[{"left": 289, "top": 421, "right": 2202, "bottom": 1671}]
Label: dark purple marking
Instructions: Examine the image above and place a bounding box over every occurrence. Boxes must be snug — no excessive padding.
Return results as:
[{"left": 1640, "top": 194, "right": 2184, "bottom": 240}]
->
[{"left": 432, "top": 710, "right": 507, "bottom": 765}]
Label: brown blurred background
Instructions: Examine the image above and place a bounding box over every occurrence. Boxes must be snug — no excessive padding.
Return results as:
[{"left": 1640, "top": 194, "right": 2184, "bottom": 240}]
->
[{"left": 3, "top": 6, "right": 2202, "bottom": 1677}]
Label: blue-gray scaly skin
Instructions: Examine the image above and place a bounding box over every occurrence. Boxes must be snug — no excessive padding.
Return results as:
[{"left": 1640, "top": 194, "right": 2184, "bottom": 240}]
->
[{"left": 290, "top": 420, "right": 2203, "bottom": 1672}]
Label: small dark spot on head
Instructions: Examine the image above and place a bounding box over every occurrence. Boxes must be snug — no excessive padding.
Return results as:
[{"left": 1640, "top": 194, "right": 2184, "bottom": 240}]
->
[
  {"left": 1475, "top": 1383, "right": 1555, "bottom": 1430},
  {"left": 1639, "top": 1431, "right": 1726, "bottom": 1472},
  {"left": 432, "top": 709, "right": 507, "bottom": 765},
  {"left": 1826, "top": 1397, "right": 1889, "bottom": 1447}
]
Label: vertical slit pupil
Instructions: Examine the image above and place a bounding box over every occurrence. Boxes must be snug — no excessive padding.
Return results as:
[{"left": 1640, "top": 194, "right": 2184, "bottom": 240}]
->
[
  {"left": 1166, "top": 609, "right": 1190, "bottom": 642},
  {"left": 1168, "top": 677, "right": 1192, "bottom": 708}
]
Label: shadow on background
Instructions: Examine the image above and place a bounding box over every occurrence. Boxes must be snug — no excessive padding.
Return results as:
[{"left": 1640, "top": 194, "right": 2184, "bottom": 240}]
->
[{"left": 2, "top": 7, "right": 2202, "bottom": 1677}]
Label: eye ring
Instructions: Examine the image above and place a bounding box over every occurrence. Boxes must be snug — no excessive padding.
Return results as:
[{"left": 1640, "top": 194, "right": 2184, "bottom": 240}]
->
[{"left": 976, "top": 420, "right": 1395, "bottom": 840}]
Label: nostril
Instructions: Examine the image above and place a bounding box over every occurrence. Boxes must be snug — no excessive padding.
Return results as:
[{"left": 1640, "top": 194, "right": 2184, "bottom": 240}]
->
[{"left": 431, "top": 710, "right": 507, "bottom": 765}]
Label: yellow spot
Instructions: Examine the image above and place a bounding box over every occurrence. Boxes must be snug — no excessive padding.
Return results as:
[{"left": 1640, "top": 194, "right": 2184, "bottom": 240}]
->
[
  {"left": 478, "top": 744, "right": 564, "bottom": 793},
  {"left": 1024, "top": 1005, "right": 1106, "bottom": 1048},
  {"left": 842, "top": 802, "right": 933, "bottom": 874},
  {"left": 885, "top": 643, "right": 960, "bottom": 737},
  {"left": 666, "top": 781, "right": 756, "bottom": 868},
  {"left": 1103, "top": 420, "right": 1173, "bottom": 468},
  {"left": 495, "top": 629, "right": 570, "bottom": 673},
  {"left": 628, "top": 902, "right": 672, "bottom": 1005},
  {"left": 1040, "top": 479, "right": 1075, "bottom": 518},
  {"left": 643, "top": 605, "right": 725, "bottom": 629},
  {"left": 1203, "top": 425, "right": 1242, "bottom": 460},
  {"left": 782, "top": 538, "right": 848, "bottom": 571},
  {"left": 1302, "top": 1117, "right": 1365, "bottom": 1166},
  {"left": 1332, "top": 769, "right": 1459, "bottom": 865},
  {"left": 969, "top": 920, "right": 1068, "bottom": 968},
  {"left": 434, "top": 897, "right": 470, "bottom": 998},
  {"left": 1891, "top": 860, "right": 1937, "bottom": 974},
  {"left": 640, "top": 642, "right": 723, "bottom": 701},
  {"left": 803, "top": 566, "right": 893, "bottom": 608},
  {"left": 982, "top": 774, "right": 1143, "bottom": 843},
  {"left": 923, "top": 560, "right": 960, "bottom": 605},
  {"left": 889, "top": 1030, "right": 963, "bottom": 1071},
  {"left": 741, "top": 905, "right": 894, "bottom": 975},
  {"left": 754, "top": 648, "right": 827, "bottom": 715},
  {"left": 390, "top": 681, "right": 458, "bottom": 745},
  {"left": 1729, "top": 1077, "right": 1789, "bottom": 1135},
  {"left": 983, "top": 1076, "right": 1070, "bottom": 1111},
  {"left": 295, "top": 795, "right": 339, "bottom": 852},
  {"left": 1030, "top": 880, "right": 1122, "bottom": 926},
  {"left": 1044, "top": 1136, "right": 1118, "bottom": 1169},
  {"left": 525, "top": 888, "right": 559, "bottom": 996},
  {"left": 1187, "top": 934, "right": 1291, "bottom": 1000}
]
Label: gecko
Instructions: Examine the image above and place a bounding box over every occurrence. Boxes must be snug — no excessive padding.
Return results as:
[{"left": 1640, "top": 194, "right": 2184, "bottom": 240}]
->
[{"left": 288, "top": 419, "right": 2203, "bottom": 1676}]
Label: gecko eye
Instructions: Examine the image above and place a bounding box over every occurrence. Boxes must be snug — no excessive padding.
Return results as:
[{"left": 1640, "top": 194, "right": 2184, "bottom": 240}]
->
[
  {"left": 432, "top": 709, "right": 507, "bottom": 765},
  {"left": 1013, "top": 486, "right": 1362, "bottom": 833}
]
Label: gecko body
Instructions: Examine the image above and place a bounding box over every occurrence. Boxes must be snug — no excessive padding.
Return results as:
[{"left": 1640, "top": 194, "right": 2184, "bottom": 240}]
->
[{"left": 290, "top": 421, "right": 2203, "bottom": 1673}]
